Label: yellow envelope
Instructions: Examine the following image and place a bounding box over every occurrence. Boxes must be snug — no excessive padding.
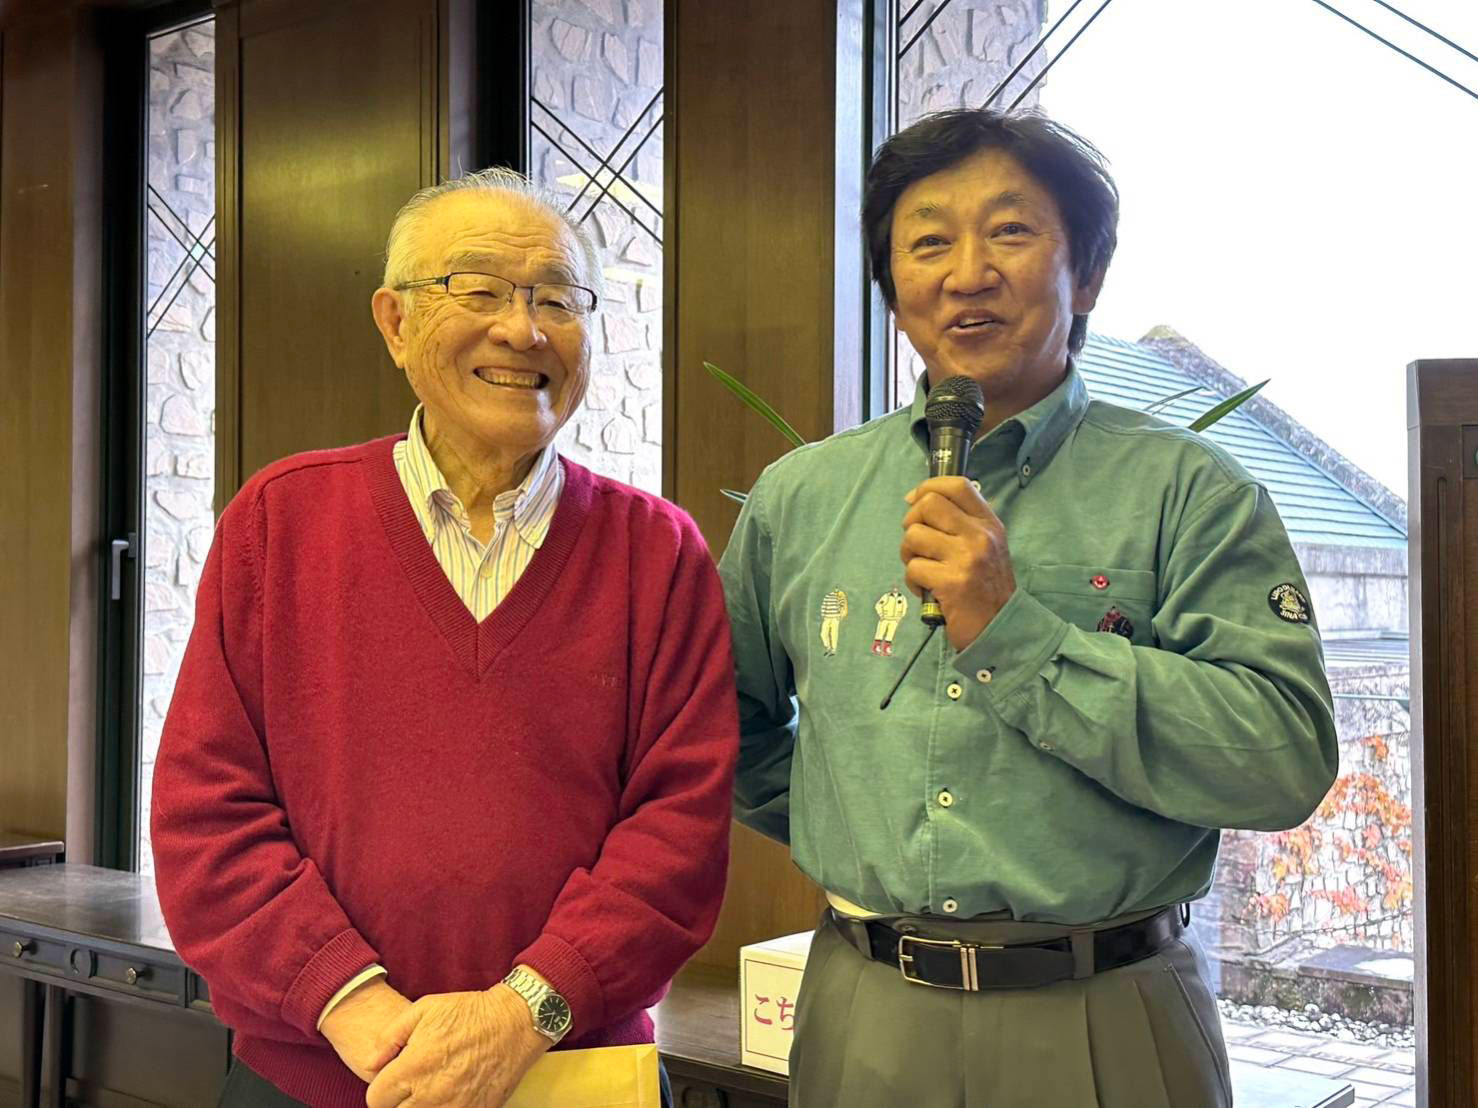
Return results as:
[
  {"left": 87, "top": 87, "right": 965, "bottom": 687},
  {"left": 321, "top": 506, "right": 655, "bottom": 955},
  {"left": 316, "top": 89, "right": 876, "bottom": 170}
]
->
[{"left": 505, "top": 1043, "right": 661, "bottom": 1108}]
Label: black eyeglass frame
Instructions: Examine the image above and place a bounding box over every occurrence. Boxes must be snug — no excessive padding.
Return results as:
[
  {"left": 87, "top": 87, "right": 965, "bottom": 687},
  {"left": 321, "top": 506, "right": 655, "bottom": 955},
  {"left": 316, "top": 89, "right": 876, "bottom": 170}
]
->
[{"left": 393, "top": 271, "right": 599, "bottom": 316}]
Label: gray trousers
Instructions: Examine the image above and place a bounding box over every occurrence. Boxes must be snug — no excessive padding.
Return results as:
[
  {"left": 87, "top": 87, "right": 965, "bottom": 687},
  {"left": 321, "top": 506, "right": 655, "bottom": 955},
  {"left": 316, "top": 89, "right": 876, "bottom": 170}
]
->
[{"left": 789, "top": 910, "right": 1232, "bottom": 1108}]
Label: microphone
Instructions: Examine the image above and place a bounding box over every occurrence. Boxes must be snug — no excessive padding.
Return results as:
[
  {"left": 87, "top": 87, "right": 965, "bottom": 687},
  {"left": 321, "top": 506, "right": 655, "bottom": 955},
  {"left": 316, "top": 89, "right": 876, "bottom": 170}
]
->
[
  {"left": 880, "top": 374, "right": 985, "bottom": 710},
  {"left": 919, "top": 376, "right": 986, "bottom": 627}
]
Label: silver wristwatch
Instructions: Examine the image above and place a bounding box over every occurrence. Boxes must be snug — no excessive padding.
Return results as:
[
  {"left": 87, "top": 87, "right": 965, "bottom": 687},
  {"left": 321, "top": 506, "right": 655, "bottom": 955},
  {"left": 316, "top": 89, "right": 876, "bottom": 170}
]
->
[{"left": 503, "top": 966, "right": 572, "bottom": 1044}]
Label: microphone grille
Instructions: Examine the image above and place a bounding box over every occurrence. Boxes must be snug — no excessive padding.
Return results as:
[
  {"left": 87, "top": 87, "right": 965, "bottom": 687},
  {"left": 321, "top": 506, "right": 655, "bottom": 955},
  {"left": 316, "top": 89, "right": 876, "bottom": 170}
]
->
[{"left": 925, "top": 376, "right": 985, "bottom": 435}]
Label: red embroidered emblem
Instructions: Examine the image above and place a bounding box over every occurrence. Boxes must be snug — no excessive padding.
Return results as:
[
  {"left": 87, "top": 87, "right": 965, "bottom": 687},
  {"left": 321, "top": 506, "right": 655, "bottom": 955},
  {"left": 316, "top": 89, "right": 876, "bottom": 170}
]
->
[
  {"left": 1090, "top": 575, "right": 1110, "bottom": 590},
  {"left": 1097, "top": 608, "right": 1134, "bottom": 638}
]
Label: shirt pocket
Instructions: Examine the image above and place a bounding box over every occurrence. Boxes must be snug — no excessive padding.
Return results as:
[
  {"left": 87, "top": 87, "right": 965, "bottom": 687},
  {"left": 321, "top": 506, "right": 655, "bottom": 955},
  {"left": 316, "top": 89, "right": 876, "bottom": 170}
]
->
[{"left": 1026, "top": 562, "right": 1159, "bottom": 647}]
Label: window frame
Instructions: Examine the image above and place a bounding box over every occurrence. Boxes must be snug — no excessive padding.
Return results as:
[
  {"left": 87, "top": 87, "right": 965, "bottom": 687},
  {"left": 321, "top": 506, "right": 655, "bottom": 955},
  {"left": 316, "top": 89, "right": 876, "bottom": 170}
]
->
[{"left": 95, "top": 0, "right": 215, "bottom": 874}]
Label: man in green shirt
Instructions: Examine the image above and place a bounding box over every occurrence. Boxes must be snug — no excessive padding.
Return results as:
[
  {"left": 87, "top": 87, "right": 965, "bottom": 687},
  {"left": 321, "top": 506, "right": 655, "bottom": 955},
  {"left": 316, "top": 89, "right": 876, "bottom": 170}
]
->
[{"left": 719, "top": 109, "right": 1338, "bottom": 1107}]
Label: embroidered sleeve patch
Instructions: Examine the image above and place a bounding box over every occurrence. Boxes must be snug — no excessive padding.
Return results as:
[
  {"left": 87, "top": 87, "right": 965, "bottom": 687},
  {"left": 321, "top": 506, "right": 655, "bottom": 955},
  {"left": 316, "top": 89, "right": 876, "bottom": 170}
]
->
[{"left": 1268, "top": 583, "right": 1312, "bottom": 624}]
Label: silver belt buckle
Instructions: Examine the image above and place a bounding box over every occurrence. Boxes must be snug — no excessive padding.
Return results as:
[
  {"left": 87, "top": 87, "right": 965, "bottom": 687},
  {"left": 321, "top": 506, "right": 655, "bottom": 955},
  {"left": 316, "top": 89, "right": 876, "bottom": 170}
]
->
[{"left": 897, "top": 934, "right": 1001, "bottom": 991}]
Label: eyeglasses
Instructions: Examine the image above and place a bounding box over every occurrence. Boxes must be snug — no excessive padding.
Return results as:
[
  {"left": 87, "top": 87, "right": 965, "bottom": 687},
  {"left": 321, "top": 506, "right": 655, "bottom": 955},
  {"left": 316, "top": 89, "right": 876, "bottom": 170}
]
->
[{"left": 394, "top": 272, "right": 599, "bottom": 321}]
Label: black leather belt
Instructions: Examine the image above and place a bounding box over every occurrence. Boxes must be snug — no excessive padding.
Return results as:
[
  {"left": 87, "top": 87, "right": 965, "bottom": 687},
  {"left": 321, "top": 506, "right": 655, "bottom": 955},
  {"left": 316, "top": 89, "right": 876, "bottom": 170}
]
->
[{"left": 831, "top": 906, "right": 1184, "bottom": 991}]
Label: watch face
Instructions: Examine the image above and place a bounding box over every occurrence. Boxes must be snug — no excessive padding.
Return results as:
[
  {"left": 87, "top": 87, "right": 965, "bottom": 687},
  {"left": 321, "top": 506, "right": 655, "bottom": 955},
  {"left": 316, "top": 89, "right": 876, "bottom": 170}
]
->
[{"left": 537, "top": 993, "right": 572, "bottom": 1034}]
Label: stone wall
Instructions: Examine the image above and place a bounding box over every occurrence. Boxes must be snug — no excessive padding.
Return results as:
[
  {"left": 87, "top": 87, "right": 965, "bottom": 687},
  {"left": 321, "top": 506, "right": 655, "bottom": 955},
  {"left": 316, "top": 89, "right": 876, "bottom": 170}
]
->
[
  {"left": 893, "top": 0, "right": 1049, "bottom": 407},
  {"left": 139, "top": 20, "right": 217, "bottom": 877},
  {"left": 1205, "top": 667, "right": 1413, "bottom": 976},
  {"left": 897, "top": 0, "right": 1049, "bottom": 130},
  {"left": 1295, "top": 543, "right": 1409, "bottom": 637},
  {"left": 531, "top": 0, "right": 663, "bottom": 494}
]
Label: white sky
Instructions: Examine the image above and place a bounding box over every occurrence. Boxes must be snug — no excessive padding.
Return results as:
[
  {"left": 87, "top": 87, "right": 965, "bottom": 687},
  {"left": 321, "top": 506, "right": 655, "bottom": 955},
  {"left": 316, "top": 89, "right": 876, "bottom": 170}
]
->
[{"left": 1036, "top": 0, "right": 1478, "bottom": 499}]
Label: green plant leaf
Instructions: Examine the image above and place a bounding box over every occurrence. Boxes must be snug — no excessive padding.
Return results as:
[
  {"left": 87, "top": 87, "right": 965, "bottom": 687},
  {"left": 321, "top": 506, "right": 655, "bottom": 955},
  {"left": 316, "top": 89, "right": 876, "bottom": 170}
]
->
[
  {"left": 721, "top": 488, "right": 750, "bottom": 504},
  {"left": 1145, "top": 384, "right": 1204, "bottom": 415},
  {"left": 703, "top": 361, "right": 808, "bottom": 449},
  {"left": 1189, "top": 379, "right": 1269, "bottom": 432}
]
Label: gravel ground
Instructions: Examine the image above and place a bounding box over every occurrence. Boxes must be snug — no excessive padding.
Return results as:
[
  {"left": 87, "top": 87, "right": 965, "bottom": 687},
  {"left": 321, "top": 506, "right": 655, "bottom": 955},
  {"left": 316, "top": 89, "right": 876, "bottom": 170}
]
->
[{"left": 1219, "top": 998, "right": 1416, "bottom": 1050}]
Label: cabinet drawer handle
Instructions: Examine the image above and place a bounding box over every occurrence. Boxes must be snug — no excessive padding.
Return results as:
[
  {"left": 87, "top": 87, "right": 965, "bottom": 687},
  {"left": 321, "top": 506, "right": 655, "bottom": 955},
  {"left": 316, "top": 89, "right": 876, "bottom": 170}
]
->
[{"left": 11, "top": 940, "right": 32, "bottom": 958}]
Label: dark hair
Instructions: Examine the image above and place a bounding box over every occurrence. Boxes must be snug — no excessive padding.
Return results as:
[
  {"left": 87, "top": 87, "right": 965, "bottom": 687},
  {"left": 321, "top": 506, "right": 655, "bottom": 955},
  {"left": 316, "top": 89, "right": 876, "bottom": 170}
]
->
[{"left": 863, "top": 108, "right": 1119, "bottom": 356}]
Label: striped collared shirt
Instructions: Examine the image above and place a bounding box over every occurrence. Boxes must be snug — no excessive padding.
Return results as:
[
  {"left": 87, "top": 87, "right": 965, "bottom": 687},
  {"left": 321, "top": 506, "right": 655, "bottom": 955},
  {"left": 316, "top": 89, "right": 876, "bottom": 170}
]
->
[{"left": 391, "top": 405, "right": 564, "bottom": 621}]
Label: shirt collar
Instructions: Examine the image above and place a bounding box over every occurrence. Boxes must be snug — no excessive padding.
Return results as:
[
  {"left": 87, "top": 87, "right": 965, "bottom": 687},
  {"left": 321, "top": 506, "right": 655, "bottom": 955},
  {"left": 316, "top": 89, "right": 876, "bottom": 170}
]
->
[
  {"left": 908, "top": 358, "right": 1089, "bottom": 486},
  {"left": 401, "top": 405, "right": 560, "bottom": 547}
]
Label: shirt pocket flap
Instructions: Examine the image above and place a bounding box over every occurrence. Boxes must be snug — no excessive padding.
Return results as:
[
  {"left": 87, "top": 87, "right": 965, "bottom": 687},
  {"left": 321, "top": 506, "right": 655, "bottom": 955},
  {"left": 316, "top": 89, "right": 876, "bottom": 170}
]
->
[{"left": 1027, "top": 563, "right": 1158, "bottom": 604}]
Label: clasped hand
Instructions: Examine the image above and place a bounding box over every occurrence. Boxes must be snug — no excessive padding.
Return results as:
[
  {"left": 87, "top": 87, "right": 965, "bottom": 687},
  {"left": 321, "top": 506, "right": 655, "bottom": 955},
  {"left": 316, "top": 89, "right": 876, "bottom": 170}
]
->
[
  {"left": 899, "top": 476, "right": 1016, "bottom": 652},
  {"left": 321, "top": 979, "right": 550, "bottom": 1107}
]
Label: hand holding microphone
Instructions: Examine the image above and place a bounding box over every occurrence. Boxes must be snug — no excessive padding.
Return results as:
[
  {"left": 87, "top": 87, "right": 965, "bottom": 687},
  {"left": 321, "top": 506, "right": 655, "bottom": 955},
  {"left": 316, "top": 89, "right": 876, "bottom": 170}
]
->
[
  {"left": 900, "top": 377, "right": 1015, "bottom": 653},
  {"left": 882, "top": 376, "right": 1016, "bottom": 708},
  {"left": 900, "top": 474, "right": 1016, "bottom": 653}
]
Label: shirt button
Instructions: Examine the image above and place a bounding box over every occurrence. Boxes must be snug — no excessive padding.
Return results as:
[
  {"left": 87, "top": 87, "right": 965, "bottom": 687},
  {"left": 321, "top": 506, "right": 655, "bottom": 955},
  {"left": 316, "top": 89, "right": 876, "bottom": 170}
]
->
[
  {"left": 938, "top": 789, "right": 954, "bottom": 808},
  {"left": 976, "top": 668, "right": 992, "bottom": 684},
  {"left": 479, "top": 561, "right": 497, "bottom": 580},
  {"left": 1039, "top": 740, "right": 1055, "bottom": 752},
  {"left": 946, "top": 682, "right": 963, "bottom": 700},
  {"left": 942, "top": 898, "right": 959, "bottom": 914}
]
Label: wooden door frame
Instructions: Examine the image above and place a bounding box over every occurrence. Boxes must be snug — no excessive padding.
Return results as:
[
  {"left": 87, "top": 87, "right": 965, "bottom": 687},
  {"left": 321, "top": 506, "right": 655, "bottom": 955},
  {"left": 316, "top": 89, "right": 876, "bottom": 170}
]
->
[{"left": 1408, "top": 359, "right": 1478, "bottom": 1108}]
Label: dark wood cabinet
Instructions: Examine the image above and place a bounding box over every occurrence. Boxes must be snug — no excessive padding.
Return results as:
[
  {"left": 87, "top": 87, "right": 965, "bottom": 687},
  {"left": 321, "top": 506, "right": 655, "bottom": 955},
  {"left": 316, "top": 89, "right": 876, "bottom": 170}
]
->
[{"left": 0, "top": 866, "right": 227, "bottom": 1108}]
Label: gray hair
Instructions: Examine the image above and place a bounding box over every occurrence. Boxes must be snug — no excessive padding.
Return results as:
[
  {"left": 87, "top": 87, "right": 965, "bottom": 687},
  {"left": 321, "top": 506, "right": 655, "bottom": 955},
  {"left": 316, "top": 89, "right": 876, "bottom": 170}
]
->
[{"left": 382, "top": 167, "right": 605, "bottom": 304}]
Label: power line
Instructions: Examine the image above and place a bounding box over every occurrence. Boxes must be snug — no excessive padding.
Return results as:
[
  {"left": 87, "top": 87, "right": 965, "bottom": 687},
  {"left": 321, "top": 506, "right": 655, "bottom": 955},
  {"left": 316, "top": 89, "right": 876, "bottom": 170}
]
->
[{"left": 1308, "top": 0, "right": 1478, "bottom": 102}]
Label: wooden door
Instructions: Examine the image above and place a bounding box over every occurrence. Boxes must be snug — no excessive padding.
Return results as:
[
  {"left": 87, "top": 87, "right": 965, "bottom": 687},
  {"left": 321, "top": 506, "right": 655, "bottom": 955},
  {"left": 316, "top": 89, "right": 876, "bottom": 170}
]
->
[
  {"left": 215, "top": 0, "right": 471, "bottom": 502},
  {"left": 664, "top": 0, "right": 869, "bottom": 967},
  {"left": 1408, "top": 358, "right": 1478, "bottom": 1107}
]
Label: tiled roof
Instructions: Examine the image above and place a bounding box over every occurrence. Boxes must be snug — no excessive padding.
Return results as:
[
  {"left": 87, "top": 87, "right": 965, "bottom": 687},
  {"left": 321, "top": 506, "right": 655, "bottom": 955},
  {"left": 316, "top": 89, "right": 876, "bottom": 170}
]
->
[
  {"left": 1076, "top": 334, "right": 1407, "bottom": 550},
  {"left": 1320, "top": 633, "right": 1411, "bottom": 670}
]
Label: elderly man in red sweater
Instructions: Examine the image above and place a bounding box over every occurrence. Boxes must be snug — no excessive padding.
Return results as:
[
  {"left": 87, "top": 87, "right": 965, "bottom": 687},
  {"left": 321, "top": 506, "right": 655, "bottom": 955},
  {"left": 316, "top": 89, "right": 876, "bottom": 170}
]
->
[{"left": 151, "top": 168, "right": 739, "bottom": 1108}]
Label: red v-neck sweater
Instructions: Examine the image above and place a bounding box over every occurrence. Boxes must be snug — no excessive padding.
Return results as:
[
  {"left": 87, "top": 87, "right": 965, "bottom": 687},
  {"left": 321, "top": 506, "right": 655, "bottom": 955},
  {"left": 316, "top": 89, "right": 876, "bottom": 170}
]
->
[{"left": 151, "top": 436, "right": 738, "bottom": 1108}]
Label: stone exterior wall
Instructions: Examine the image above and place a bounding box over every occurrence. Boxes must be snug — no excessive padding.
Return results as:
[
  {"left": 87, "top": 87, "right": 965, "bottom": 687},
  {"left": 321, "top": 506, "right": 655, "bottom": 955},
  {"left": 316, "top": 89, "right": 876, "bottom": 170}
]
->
[
  {"left": 893, "top": 0, "right": 1049, "bottom": 407},
  {"left": 1296, "top": 543, "right": 1409, "bottom": 637},
  {"left": 1192, "top": 667, "right": 1412, "bottom": 1017},
  {"left": 139, "top": 20, "right": 217, "bottom": 877},
  {"left": 1222, "top": 669, "right": 1413, "bottom": 958},
  {"left": 897, "top": 0, "right": 1049, "bottom": 130},
  {"left": 531, "top": 0, "right": 663, "bottom": 494}
]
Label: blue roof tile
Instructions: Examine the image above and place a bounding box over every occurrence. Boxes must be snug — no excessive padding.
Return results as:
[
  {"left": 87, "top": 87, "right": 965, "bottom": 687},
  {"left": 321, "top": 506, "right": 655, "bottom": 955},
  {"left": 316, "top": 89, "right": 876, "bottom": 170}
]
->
[{"left": 1077, "top": 334, "right": 1406, "bottom": 549}]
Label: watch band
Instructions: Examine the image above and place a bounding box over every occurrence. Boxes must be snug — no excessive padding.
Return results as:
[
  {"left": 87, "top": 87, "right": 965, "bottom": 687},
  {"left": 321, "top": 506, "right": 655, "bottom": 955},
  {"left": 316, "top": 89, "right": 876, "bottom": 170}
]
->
[{"left": 502, "top": 966, "right": 572, "bottom": 1043}]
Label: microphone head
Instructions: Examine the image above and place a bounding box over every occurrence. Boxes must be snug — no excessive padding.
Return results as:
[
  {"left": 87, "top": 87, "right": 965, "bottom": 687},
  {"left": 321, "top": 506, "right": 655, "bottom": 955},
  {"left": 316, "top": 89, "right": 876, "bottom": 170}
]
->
[{"left": 924, "top": 375, "right": 986, "bottom": 439}]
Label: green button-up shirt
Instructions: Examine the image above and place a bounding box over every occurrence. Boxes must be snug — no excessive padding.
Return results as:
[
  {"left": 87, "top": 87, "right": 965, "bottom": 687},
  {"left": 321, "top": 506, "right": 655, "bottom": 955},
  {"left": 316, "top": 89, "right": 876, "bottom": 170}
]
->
[{"left": 719, "top": 366, "right": 1338, "bottom": 924}]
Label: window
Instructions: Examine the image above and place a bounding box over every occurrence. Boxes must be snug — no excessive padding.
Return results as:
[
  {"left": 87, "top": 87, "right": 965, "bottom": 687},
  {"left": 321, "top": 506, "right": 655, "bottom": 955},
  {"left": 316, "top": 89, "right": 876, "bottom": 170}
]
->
[
  {"left": 529, "top": 0, "right": 664, "bottom": 493},
  {"left": 137, "top": 17, "right": 217, "bottom": 878}
]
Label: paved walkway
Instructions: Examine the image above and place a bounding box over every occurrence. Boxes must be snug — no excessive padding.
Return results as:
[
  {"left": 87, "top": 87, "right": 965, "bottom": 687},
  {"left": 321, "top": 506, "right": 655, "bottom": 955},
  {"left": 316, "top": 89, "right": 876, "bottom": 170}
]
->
[{"left": 1222, "top": 1015, "right": 1416, "bottom": 1106}]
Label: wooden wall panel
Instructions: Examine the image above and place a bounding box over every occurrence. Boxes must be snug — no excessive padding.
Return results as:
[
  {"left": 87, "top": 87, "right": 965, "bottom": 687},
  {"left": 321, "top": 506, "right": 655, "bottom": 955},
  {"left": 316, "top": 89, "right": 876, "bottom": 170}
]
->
[
  {"left": 1408, "top": 359, "right": 1478, "bottom": 1108},
  {"left": 665, "top": 0, "right": 867, "bottom": 967},
  {"left": 217, "top": 0, "right": 444, "bottom": 499},
  {"left": 0, "top": 10, "right": 101, "bottom": 851}
]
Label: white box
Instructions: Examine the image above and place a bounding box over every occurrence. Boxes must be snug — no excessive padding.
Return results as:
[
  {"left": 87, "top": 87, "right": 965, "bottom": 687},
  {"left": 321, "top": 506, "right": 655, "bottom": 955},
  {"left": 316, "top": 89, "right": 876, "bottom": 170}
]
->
[{"left": 738, "top": 930, "right": 815, "bottom": 1075}]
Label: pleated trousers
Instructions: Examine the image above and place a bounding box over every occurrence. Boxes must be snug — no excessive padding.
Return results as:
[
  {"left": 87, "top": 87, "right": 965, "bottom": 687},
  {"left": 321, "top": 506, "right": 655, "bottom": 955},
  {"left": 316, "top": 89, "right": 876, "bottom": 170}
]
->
[{"left": 788, "top": 910, "right": 1232, "bottom": 1108}]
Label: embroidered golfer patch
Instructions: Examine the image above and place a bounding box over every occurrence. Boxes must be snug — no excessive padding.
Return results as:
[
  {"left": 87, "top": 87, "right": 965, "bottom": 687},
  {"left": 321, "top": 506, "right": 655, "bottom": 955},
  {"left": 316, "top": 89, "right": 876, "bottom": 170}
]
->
[
  {"left": 872, "top": 586, "right": 908, "bottom": 657},
  {"left": 819, "top": 588, "right": 849, "bottom": 656},
  {"left": 1096, "top": 607, "right": 1134, "bottom": 638},
  {"left": 1268, "top": 583, "right": 1311, "bottom": 624}
]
